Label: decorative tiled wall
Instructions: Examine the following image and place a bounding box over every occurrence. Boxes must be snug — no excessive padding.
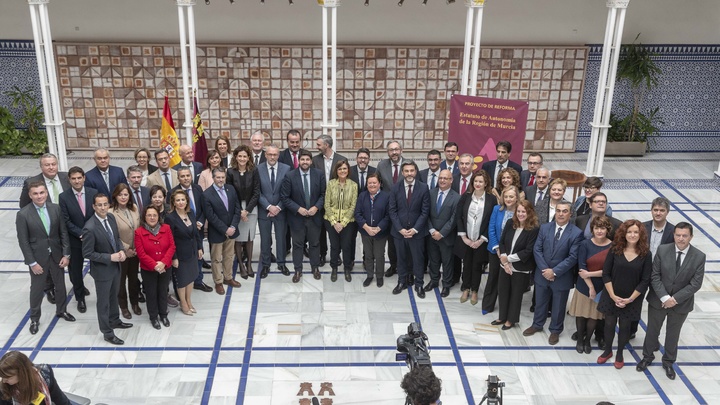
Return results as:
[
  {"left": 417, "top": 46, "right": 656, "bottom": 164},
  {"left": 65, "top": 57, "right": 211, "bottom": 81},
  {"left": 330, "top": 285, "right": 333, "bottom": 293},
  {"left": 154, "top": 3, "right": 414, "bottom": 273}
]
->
[
  {"left": 0, "top": 40, "right": 40, "bottom": 123},
  {"left": 52, "top": 43, "right": 587, "bottom": 152},
  {"left": 577, "top": 44, "right": 720, "bottom": 152}
]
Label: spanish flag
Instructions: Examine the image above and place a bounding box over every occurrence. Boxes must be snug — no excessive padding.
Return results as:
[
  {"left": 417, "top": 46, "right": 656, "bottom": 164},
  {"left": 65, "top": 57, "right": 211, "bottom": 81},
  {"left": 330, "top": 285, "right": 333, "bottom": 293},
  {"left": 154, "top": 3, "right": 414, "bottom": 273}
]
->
[{"left": 160, "top": 95, "right": 182, "bottom": 167}]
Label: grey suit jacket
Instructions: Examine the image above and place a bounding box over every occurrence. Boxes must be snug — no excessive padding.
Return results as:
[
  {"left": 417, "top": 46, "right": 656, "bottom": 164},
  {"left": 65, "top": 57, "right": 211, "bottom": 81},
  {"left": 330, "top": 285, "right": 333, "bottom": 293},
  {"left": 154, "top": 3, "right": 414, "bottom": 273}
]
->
[
  {"left": 82, "top": 214, "right": 124, "bottom": 282},
  {"left": 428, "top": 188, "right": 460, "bottom": 246},
  {"left": 646, "top": 243, "right": 705, "bottom": 314},
  {"left": 376, "top": 158, "right": 404, "bottom": 192},
  {"left": 257, "top": 161, "right": 291, "bottom": 218},
  {"left": 19, "top": 172, "right": 71, "bottom": 208},
  {"left": 16, "top": 202, "right": 70, "bottom": 267},
  {"left": 524, "top": 185, "right": 550, "bottom": 208}
]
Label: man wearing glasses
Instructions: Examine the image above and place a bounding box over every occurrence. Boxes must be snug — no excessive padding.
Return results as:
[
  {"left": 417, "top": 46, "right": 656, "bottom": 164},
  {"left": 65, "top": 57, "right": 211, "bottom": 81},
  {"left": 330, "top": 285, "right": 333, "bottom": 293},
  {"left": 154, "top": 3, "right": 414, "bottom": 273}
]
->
[
  {"left": 520, "top": 152, "right": 543, "bottom": 190},
  {"left": 572, "top": 177, "right": 613, "bottom": 217}
]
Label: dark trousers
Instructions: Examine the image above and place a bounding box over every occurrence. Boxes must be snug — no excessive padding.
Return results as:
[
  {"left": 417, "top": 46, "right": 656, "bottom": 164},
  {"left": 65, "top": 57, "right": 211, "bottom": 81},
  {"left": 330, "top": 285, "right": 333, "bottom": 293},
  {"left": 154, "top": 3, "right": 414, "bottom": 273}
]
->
[
  {"left": 461, "top": 246, "right": 486, "bottom": 292},
  {"left": 29, "top": 261, "right": 67, "bottom": 322},
  {"left": 603, "top": 314, "right": 633, "bottom": 358},
  {"left": 118, "top": 256, "right": 140, "bottom": 309},
  {"left": 259, "top": 216, "right": 286, "bottom": 267},
  {"left": 361, "top": 234, "right": 386, "bottom": 279},
  {"left": 319, "top": 210, "right": 328, "bottom": 258},
  {"left": 291, "top": 218, "right": 321, "bottom": 272},
  {"left": 452, "top": 253, "right": 463, "bottom": 285},
  {"left": 642, "top": 306, "right": 688, "bottom": 364},
  {"left": 394, "top": 236, "right": 424, "bottom": 288},
  {"left": 427, "top": 239, "right": 454, "bottom": 288},
  {"left": 497, "top": 270, "right": 530, "bottom": 324},
  {"left": 531, "top": 283, "right": 570, "bottom": 334},
  {"left": 482, "top": 253, "right": 501, "bottom": 312},
  {"left": 93, "top": 268, "right": 121, "bottom": 338},
  {"left": 142, "top": 269, "right": 170, "bottom": 321},
  {"left": 68, "top": 244, "right": 87, "bottom": 302},
  {"left": 387, "top": 236, "right": 397, "bottom": 270},
  {"left": 325, "top": 220, "right": 357, "bottom": 270}
]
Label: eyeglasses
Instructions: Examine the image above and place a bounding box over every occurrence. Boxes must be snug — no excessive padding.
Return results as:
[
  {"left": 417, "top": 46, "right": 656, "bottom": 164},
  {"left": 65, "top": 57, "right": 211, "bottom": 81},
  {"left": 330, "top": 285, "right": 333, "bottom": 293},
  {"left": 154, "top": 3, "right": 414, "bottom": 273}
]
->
[
  {"left": 527, "top": 161, "right": 542, "bottom": 166},
  {"left": 592, "top": 200, "right": 607, "bottom": 205}
]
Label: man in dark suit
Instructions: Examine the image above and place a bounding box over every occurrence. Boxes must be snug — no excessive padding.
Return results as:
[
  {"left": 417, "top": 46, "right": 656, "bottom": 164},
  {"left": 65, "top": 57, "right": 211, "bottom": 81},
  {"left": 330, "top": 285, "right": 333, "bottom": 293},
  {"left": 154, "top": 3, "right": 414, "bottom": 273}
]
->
[
  {"left": 439, "top": 141, "right": 460, "bottom": 175},
  {"left": 203, "top": 168, "right": 242, "bottom": 295},
  {"left": 16, "top": 181, "right": 75, "bottom": 335},
  {"left": 574, "top": 192, "right": 622, "bottom": 240},
  {"left": 481, "top": 140, "right": 523, "bottom": 186},
  {"left": 637, "top": 222, "right": 705, "bottom": 380},
  {"left": 376, "top": 140, "right": 405, "bottom": 277},
  {"left": 250, "top": 130, "right": 268, "bottom": 167},
  {"left": 418, "top": 149, "right": 442, "bottom": 190},
  {"left": 173, "top": 144, "right": 203, "bottom": 185},
  {"left": 520, "top": 152, "right": 544, "bottom": 191},
  {"left": 278, "top": 129, "right": 302, "bottom": 170},
  {"left": 312, "top": 134, "right": 346, "bottom": 266},
  {"left": 82, "top": 193, "right": 132, "bottom": 345},
  {"left": 389, "top": 160, "right": 430, "bottom": 298},
  {"left": 425, "top": 170, "right": 460, "bottom": 297},
  {"left": 170, "top": 166, "right": 213, "bottom": 292},
  {"left": 524, "top": 167, "right": 551, "bottom": 208},
  {"left": 19, "top": 153, "right": 71, "bottom": 304},
  {"left": 59, "top": 166, "right": 97, "bottom": 313},
  {"left": 523, "top": 200, "right": 583, "bottom": 345},
  {"left": 257, "top": 145, "right": 291, "bottom": 278},
  {"left": 281, "top": 149, "right": 326, "bottom": 282},
  {"left": 84, "top": 148, "right": 128, "bottom": 200},
  {"left": 349, "top": 147, "right": 376, "bottom": 195},
  {"left": 451, "top": 153, "right": 474, "bottom": 195},
  {"left": 127, "top": 166, "right": 151, "bottom": 214}
]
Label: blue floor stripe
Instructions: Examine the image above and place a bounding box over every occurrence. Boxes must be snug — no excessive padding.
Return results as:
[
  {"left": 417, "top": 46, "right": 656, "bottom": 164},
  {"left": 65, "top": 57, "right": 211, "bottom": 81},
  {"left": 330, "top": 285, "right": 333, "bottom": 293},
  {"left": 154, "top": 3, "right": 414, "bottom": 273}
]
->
[
  {"left": 434, "top": 288, "right": 475, "bottom": 405},
  {"left": 200, "top": 279, "right": 237, "bottom": 404},
  {"left": 625, "top": 336, "right": 672, "bottom": 404},
  {"left": 235, "top": 274, "right": 263, "bottom": 405}
]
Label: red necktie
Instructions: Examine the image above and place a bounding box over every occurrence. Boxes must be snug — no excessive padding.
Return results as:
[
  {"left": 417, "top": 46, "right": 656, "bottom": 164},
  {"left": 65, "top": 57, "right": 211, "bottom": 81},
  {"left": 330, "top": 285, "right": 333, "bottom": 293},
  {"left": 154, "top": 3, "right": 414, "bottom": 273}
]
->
[
  {"left": 406, "top": 184, "right": 413, "bottom": 204},
  {"left": 292, "top": 152, "right": 298, "bottom": 169},
  {"left": 461, "top": 178, "right": 467, "bottom": 194},
  {"left": 529, "top": 174, "right": 535, "bottom": 186}
]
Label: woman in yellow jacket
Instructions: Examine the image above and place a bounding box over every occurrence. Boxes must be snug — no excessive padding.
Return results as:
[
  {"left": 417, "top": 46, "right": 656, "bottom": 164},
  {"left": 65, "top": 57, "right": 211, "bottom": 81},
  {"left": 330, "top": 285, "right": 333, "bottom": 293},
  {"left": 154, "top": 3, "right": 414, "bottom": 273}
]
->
[{"left": 324, "top": 159, "right": 358, "bottom": 282}]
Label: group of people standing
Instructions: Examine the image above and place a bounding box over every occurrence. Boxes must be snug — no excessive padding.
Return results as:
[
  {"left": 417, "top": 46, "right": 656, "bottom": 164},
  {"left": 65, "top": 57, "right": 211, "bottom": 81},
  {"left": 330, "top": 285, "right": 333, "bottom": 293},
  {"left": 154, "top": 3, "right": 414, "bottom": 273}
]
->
[{"left": 15, "top": 131, "right": 706, "bottom": 379}]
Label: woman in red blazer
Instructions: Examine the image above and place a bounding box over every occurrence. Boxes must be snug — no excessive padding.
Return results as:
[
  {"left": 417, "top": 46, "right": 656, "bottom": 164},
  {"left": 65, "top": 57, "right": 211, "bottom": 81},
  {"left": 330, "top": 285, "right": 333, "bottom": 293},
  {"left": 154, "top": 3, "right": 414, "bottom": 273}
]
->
[{"left": 134, "top": 205, "right": 176, "bottom": 330}]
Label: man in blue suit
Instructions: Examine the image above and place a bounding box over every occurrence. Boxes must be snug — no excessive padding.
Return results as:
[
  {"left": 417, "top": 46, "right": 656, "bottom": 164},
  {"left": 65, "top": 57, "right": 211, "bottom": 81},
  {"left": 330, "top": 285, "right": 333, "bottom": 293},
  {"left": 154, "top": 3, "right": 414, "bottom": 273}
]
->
[
  {"left": 257, "top": 145, "right": 291, "bottom": 279},
  {"left": 173, "top": 144, "right": 203, "bottom": 185},
  {"left": 280, "top": 149, "right": 326, "bottom": 283},
  {"left": 439, "top": 141, "right": 460, "bottom": 176},
  {"left": 84, "top": 148, "right": 128, "bottom": 201},
  {"left": 425, "top": 170, "right": 460, "bottom": 297},
  {"left": 389, "top": 160, "right": 430, "bottom": 298},
  {"left": 203, "top": 168, "right": 242, "bottom": 295},
  {"left": 523, "top": 200, "right": 583, "bottom": 345},
  {"left": 59, "top": 166, "right": 97, "bottom": 313}
]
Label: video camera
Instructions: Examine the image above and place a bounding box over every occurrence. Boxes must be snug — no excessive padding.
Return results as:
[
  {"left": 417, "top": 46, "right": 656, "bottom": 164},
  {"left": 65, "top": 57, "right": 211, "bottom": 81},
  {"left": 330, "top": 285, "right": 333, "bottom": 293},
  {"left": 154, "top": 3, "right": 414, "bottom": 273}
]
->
[
  {"left": 395, "top": 322, "right": 431, "bottom": 370},
  {"left": 479, "top": 375, "right": 505, "bottom": 405}
]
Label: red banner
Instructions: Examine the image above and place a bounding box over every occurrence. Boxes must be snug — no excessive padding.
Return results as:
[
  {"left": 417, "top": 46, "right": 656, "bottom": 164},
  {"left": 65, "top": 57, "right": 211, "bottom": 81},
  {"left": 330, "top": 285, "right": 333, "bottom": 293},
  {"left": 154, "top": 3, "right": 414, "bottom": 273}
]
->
[{"left": 448, "top": 95, "right": 528, "bottom": 170}]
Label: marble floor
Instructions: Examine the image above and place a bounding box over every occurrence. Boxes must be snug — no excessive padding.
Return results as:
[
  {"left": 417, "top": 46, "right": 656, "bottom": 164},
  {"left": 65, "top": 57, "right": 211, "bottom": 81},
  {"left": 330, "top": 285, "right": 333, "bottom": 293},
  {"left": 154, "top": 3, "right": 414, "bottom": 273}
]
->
[{"left": 0, "top": 151, "right": 719, "bottom": 405}]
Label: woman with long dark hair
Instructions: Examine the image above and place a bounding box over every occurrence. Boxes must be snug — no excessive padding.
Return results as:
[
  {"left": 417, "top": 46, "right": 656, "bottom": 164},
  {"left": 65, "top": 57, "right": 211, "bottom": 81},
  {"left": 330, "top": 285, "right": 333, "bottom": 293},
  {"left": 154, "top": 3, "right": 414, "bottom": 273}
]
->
[
  {"left": 226, "top": 144, "right": 260, "bottom": 279},
  {"left": 214, "top": 135, "right": 232, "bottom": 169},
  {"left": 0, "top": 351, "right": 70, "bottom": 405},
  {"left": 108, "top": 183, "right": 141, "bottom": 319},
  {"left": 596, "top": 219, "right": 652, "bottom": 369},
  {"left": 198, "top": 149, "right": 224, "bottom": 191}
]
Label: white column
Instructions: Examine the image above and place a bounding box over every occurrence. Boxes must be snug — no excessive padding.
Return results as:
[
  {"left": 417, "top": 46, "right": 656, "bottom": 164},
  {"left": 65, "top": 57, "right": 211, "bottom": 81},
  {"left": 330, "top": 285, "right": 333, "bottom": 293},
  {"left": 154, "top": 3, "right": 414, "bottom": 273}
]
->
[
  {"left": 28, "top": 0, "right": 67, "bottom": 170},
  {"left": 177, "top": 0, "right": 197, "bottom": 145},
  {"left": 318, "top": 0, "right": 339, "bottom": 147},
  {"left": 585, "top": 0, "right": 630, "bottom": 178},
  {"left": 460, "top": 0, "right": 486, "bottom": 96}
]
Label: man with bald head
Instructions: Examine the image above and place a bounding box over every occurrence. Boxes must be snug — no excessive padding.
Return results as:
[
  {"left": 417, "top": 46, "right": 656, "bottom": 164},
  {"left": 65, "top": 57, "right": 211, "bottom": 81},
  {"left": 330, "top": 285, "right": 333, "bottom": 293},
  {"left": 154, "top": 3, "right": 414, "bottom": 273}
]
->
[
  {"left": 173, "top": 144, "right": 203, "bottom": 185},
  {"left": 524, "top": 167, "right": 551, "bottom": 207},
  {"left": 250, "top": 130, "right": 268, "bottom": 167},
  {"left": 20, "top": 153, "right": 71, "bottom": 208},
  {"left": 425, "top": 169, "right": 460, "bottom": 297},
  {"left": 84, "top": 148, "right": 128, "bottom": 200}
]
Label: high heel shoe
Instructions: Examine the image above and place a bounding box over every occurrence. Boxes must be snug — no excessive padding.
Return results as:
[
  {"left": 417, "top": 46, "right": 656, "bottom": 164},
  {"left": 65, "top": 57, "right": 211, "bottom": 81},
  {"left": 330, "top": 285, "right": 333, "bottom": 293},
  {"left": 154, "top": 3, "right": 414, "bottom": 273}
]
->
[
  {"left": 501, "top": 323, "right": 515, "bottom": 330},
  {"left": 460, "top": 289, "right": 470, "bottom": 303},
  {"left": 470, "top": 291, "right": 479, "bottom": 306},
  {"left": 190, "top": 306, "right": 197, "bottom": 314},
  {"left": 181, "top": 306, "right": 193, "bottom": 316}
]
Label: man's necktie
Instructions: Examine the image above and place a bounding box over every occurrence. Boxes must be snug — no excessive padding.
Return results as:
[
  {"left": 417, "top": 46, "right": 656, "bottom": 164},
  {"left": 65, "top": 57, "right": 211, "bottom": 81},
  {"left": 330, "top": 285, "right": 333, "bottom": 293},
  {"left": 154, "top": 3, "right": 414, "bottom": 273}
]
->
[
  {"left": 134, "top": 189, "right": 143, "bottom": 214},
  {"left": 102, "top": 171, "right": 110, "bottom": 191},
  {"left": 393, "top": 164, "right": 399, "bottom": 184},
  {"left": 163, "top": 172, "right": 171, "bottom": 191},
  {"left": 50, "top": 178, "right": 59, "bottom": 202},
  {"left": 292, "top": 152, "right": 298, "bottom": 169},
  {"left": 77, "top": 192, "right": 85, "bottom": 216},
  {"left": 406, "top": 184, "right": 412, "bottom": 205},
  {"left": 529, "top": 174, "right": 535, "bottom": 186},
  {"left": 270, "top": 167, "right": 276, "bottom": 189},
  {"left": 676, "top": 251, "right": 683, "bottom": 272},
  {"left": 187, "top": 189, "right": 196, "bottom": 215},
  {"left": 436, "top": 191, "right": 444, "bottom": 214},
  {"left": 255, "top": 154, "right": 260, "bottom": 166},
  {"left": 461, "top": 178, "right": 468, "bottom": 194},
  {"left": 555, "top": 226, "right": 563, "bottom": 241},
  {"left": 303, "top": 173, "right": 311, "bottom": 207},
  {"left": 103, "top": 219, "right": 117, "bottom": 251},
  {"left": 430, "top": 173, "right": 436, "bottom": 189},
  {"left": 38, "top": 206, "right": 49, "bottom": 234},
  {"left": 536, "top": 190, "right": 543, "bottom": 205},
  {"left": 218, "top": 187, "right": 229, "bottom": 211},
  {"left": 360, "top": 170, "right": 365, "bottom": 190}
]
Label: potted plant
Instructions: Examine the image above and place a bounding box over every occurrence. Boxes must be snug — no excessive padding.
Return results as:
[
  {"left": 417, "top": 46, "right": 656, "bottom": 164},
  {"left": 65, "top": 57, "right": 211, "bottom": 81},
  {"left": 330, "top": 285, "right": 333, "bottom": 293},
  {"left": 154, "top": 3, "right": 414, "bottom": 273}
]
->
[
  {"left": 605, "top": 34, "right": 663, "bottom": 156},
  {"left": 2, "top": 86, "right": 48, "bottom": 156}
]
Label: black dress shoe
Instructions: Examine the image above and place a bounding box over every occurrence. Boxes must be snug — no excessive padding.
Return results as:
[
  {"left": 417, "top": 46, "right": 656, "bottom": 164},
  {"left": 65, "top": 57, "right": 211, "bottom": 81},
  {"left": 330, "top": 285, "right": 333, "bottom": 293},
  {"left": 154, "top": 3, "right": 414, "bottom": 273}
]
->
[
  {"left": 132, "top": 304, "right": 142, "bottom": 316},
  {"left": 440, "top": 287, "right": 450, "bottom": 298},
  {"left": 392, "top": 284, "right": 406, "bottom": 295},
  {"left": 663, "top": 363, "right": 676, "bottom": 380},
  {"left": 319, "top": 256, "right": 326, "bottom": 267},
  {"left": 160, "top": 317, "right": 170, "bottom": 327},
  {"left": 596, "top": 337, "right": 605, "bottom": 350},
  {"left": 571, "top": 331, "right": 578, "bottom": 341},
  {"left": 77, "top": 300, "right": 87, "bottom": 313},
  {"left": 490, "top": 320, "right": 504, "bottom": 326},
  {"left": 104, "top": 335, "right": 125, "bottom": 345},
  {"left": 584, "top": 344, "right": 592, "bottom": 354},
  {"left": 423, "top": 282, "right": 438, "bottom": 292},
  {"left": 29, "top": 321, "right": 39, "bottom": 335},
  {"left": 261, "top": 266, "right": 271, "bottom": 279},
  {"left": 279, "top": 265, "right": 290, "bottom": 276},
  {"left": 501, "top": 323, "right": 516, "bottom": 331},
  {"left": 576, "top": 341, "right": 584, "bottom": 353},
  {"left": 45, "top": 290, "right": 56, "bottom": 304},
  {"left": 151, "top": 319, "right": 161, "bottom": 330},
  {"left": 312, "top": 267, "right": 321, "bottom": 280},
  {"left": 363, "top": 277, "right": 374, "bottom": 287},
  {"left": 138, "top": 293, "right": 146, "bottom": 303},
  {"left": 270, "top": 253, "right": 277, "bottom": 263},
  {"left": 193, "top": 282, "right": 213, "bottom": 292},
  {"left": 377, "top": 277, "right": 384, "bottom": 287},
  {"left": 56, "top": 312, "right": 76, "bottom": 322},
  {"left": 529, "top": 304, "right": 535, "bottom": 312},
  {"left": 415, "top": 286, "right": 425, "bottom": 299},
  {"left": 201, "top": 259, "right": 212, "bottom": 269},
  {"left": 112, "top": 321, "right": 133, "bottom": 329},
  {"left": 330, "top": 267, "right": 338, "bottom": 282},
  {"left": 292, "top": 271, "right": 302, "bottom": 283},
  {"left": 344, "top": 270, "right": 352, "bottom": 282},
  {"left": 83, "top": 287, "right": 91, "bottom": 296},
  {"left": 384, "top": 267, "right": 396, "bottom": 277},
  {"left": 636, "top": 358, "right": 652, "bottom": 372}
]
